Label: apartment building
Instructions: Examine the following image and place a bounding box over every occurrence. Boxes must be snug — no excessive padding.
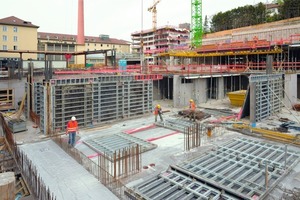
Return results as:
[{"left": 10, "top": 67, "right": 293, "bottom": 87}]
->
[
  {"left": 0, "top": 16, "right": 39, "bottom": 60},
  {"left": 131, "top": 25, "right": 190, "bottom": 65}
]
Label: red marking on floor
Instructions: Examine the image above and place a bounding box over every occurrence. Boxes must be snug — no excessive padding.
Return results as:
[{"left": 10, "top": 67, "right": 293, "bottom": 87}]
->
[
  {"left": 87, "top": 153, "right": 100, "bottom": 158},
  {"left": 76, "top": 141, "right": 83, "bottom": 144},
  {"left": 146, "top": 131, "right": 180, "bottom": 142},
  {"left": 124, "top": 124, "right": 156, "bottom": 134}
]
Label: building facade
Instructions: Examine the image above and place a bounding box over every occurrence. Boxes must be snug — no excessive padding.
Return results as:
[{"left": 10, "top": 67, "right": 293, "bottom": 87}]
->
[
  {"left": 131, "top": 25, "right": 190, "bottom": 65},
  {"left": 0, "top": 16, "right": 39, "bottom": 60},
  {"left": 37, "top": 32, "right": 131, "bottom": 66},
  {"left": 0, "top": 16, "right": 131, "bottom": 68}
]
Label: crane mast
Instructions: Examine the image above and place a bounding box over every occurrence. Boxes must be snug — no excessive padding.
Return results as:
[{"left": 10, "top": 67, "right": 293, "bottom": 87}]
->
[
  {"left": 148, "top": 0, "right": 161, "bottom": 31},
  {"left": 191, "top": 0, "right": 203, "bottom": 48}
]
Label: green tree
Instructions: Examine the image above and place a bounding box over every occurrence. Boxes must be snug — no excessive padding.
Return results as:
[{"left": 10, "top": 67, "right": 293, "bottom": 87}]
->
[
  {"left": 203, "top": 15, "right": 210, "bottom": 34},
  {"left": 280, "top": 0, "right": 300, "bottom": 19}
]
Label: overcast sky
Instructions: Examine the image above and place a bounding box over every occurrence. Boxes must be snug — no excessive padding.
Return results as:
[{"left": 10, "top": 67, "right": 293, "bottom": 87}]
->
[{"left": 1, "top": 0, "right": 267, "bottom": 41}]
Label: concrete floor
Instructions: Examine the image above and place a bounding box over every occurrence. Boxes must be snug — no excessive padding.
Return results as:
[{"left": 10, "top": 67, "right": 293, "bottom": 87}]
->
[{"left": 12, "top": 99, "right": 300, "bottom": 199}]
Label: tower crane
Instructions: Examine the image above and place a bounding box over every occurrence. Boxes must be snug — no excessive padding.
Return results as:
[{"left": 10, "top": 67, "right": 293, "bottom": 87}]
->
[
  {"left": 191, "top": 0, "right": 203, "bottom": 48},
  {"left": 148, "top": 0, "right": 161, "bottom": 31}
]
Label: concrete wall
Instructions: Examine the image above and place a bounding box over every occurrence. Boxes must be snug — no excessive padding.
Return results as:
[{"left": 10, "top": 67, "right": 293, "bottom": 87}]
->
[
  {"left": 23, "top": 60, "right": 66, "bottom": 69},
  {"left": 173, "top": 75, "right": 208, "bottom": 107},
  {"left": 284, "top": 74, "right": 297, "bottom": 108},
  {"left": 0, "top": 78, "right": 26, "bottom": 109}
]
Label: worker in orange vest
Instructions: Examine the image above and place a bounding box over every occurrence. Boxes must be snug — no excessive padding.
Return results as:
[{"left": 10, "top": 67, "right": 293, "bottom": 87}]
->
[
  {"left": 154, "top": 104, "right": 163, "bottom": 122},
  {"left": 66, "top": 116, "right": 79, "bottom": 147},
  {"left": 189, "top": 99, "right": 196, "bottom": 121}
]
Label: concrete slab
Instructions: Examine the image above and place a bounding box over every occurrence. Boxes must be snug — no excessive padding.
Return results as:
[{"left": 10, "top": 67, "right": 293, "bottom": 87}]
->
[{"left": 19, "top": 140, "right": 119, "bottom": 200}]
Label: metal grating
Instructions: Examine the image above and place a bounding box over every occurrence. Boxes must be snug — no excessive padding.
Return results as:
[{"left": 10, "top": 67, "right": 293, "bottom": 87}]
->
[
  {"left": 131, "top": 170, "right": 239, "bottom": 200},
  {"left": 156, "top": 118, "right": 196, "bottom": 132},
  {"left": 83, "top": 133, "right": 157, "bottom": 160},
  {"left": 128, "top": 138, "right": 300, "bottom": 200}
]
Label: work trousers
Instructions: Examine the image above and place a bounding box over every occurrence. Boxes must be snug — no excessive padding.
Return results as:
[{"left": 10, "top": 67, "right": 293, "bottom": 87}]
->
[
  {"left": 189, "top": 111, "right": 196, "bottom": 121},
  {"left": 68, "top": 132, "right": 76, "bottom": 147},
  {"left": 155, "top": 113, "right": 163, "bottom": 122}
]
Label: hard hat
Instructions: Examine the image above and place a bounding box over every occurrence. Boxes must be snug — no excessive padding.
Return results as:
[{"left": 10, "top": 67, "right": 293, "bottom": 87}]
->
[
  {"left": 71, "top": 116, "right": 76, "bottom": 121},
  {"left": 157, "top": 104, "right": 161, "bottom": 108},
  {"left": 189, "top": 99, "right": 193, "bottom": 102}
]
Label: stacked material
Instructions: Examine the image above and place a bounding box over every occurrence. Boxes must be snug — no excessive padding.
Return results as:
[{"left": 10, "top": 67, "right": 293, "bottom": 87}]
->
[{"left": 0, "top": 172, "right": 15, "bottom": 200}]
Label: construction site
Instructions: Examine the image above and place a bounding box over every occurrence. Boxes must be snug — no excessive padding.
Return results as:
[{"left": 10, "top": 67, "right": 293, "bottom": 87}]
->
[{"left": 1, "top": 0, "right": 300, "bottom": 199}]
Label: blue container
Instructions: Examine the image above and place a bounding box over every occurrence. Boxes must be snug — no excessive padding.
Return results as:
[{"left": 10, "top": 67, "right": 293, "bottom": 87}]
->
[{"left": 118, "top": 59, "right": 127, "bottom": 71}]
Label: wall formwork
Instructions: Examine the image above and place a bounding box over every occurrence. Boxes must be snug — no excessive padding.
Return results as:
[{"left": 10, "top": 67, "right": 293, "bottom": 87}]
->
[{"left": 30, "top": 75, "right": 153, "bottom": 134}]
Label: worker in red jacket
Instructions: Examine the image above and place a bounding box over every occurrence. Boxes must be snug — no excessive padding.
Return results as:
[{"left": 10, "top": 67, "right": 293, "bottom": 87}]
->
[
  {"left": 189, "top": 99, "right": 196, "bottom": 121},
  {"left": 66, "top": 116, "right": 79, "bottom": 147},
  {"left": 154, "top": 104, "right": 163, "bottom": 122}
]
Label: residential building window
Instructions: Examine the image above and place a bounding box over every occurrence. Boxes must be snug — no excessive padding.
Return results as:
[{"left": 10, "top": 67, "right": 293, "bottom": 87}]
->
[
  {"left": 2, "top": 26, "right": 7, "bottom": 32},
  {"left": 107, "top": 44, "right": 109, "bottom": 47},
  {"left": 101, "top": 44, "right": 103, "bottom": 47},
  {"left": 94, "top": 43, "right": 96, "bottom": 46},
  {"left": 13, "top": 45, "right": 17, "bottom": 50},
  {"left": 2, "top": 45, "right": 7, "bottom": 50},
  {"left": 2, "top": 35, "right": 7, "bottom": 41},
  {"left": 13, "top": 27, "right": 18, "bottom": 32},
  {"left": 13, "top": 36, "right": 18, "bottom": 42}
]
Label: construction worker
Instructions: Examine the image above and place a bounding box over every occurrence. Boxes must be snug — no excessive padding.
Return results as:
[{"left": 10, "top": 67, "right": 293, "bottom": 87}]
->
[
  {"left": 66, "top": 116, "right": 79, "bottom": 147},
  {"left": 154, "top": 104, "right": 163, "bottom": 122},
  {"left": 189, "top": 99, "right": 196, "bottom": 121}
]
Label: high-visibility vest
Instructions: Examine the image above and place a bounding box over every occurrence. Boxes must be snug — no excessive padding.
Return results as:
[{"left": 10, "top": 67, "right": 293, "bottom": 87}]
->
[
  {"left": 67, "top": 120, "right": 78, "bottom": 133},
  {"left": 154, "top": 107, "right": 161, "bottom": 115},
  {"left": 190, "top": 102, "right": 196, "bottom": 111}
]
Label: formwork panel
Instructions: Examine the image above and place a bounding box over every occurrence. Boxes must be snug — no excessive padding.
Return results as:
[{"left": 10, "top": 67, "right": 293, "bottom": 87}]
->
[
  {"left": 127, "top": 138, "right": 300, "bottom": 200},
  {"left": 83, "top": 133, "right": 157, "bottom": 160},
  {"left": 249, "top": 74, "right": 283, "bottom": 122},
  {"left": 36, "top": 75, "right": 153, "bottom": 133}
]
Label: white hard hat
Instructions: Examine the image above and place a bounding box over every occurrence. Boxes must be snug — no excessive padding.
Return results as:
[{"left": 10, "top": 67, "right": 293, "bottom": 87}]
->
[{"left": 71, "top": 116, "right": 76, "bottom": 121}]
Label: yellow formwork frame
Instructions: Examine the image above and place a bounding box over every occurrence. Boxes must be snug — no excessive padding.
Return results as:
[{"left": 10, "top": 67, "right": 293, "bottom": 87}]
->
[
  {"left": 158, "top": 49, "right": 283, "bottom": 57},
  {"left": 233, "top": 124, "right": 300, "bottom": 145}
]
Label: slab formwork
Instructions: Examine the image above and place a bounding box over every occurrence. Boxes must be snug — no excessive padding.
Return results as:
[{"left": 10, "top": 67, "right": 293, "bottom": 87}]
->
[
  {"left": 30, "top": 75, "right": 153, "bottom": 134},
  {"left": 83, "top": 132, "right": 157, "bottom": 160},
  {"left": 127, "top": 138, "right": 300, "bottom": 200}
]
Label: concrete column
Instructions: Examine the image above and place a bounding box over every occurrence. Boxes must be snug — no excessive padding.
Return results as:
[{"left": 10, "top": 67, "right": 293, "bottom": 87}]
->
[
  {"left": 284, "top": 74, "right": 297, "bottom": 108},
  {"left": 217, "top": 77, "right": 224, "bottom": 99},
  {"left": 250, "top": 82, "right": 256, "bottom": 127},
  {"left": 266, "top": 55, "right": 273, "bottom": 74},
  {"left": 173, "top": 75, "right": 181, "bottom": 107}
]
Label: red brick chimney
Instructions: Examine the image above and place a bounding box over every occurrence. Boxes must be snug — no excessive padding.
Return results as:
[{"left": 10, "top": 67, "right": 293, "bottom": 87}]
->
[{"left": 77, "top": 0, "right": 84, "bottom": 44}]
